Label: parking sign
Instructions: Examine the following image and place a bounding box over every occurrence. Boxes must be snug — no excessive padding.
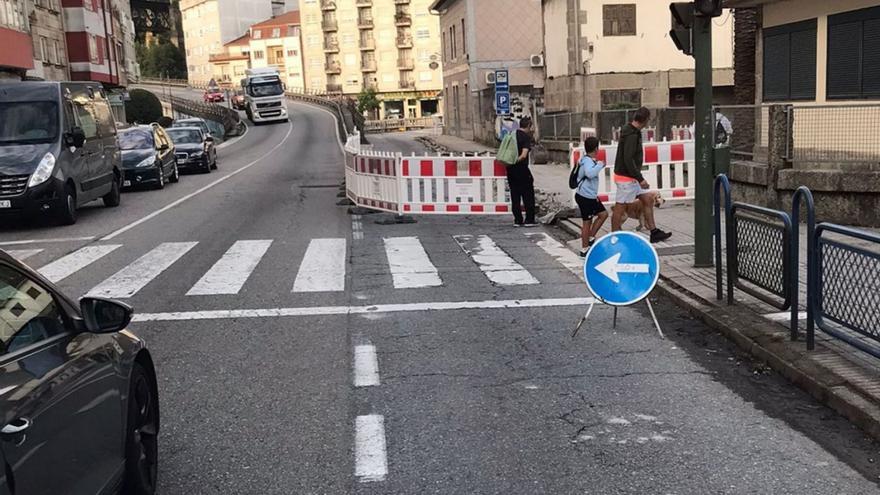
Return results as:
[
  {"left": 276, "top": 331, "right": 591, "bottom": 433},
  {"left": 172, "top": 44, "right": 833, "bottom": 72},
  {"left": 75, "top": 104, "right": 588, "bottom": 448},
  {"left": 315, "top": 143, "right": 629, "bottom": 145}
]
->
[{"left": 495, "top": 92, "right": 510, "bottom": 115}]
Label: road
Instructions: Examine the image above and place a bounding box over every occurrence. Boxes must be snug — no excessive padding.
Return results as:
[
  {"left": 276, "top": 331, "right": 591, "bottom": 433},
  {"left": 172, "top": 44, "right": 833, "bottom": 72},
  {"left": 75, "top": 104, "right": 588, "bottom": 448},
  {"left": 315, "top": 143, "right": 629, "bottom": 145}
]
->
[{"left": 2, "top": 88, "right": 880, "bottom": 494}]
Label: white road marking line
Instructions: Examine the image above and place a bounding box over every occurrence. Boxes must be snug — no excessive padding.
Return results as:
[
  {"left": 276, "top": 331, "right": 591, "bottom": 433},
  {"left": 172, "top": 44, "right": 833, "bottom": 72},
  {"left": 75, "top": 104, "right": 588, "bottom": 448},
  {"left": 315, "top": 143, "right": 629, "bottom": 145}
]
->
[
  {"left": 525, "top": 232, "right": 584, "bottom": 279},
  {"left": 38, "top": 244, "right": 122, "bottom": 283},
  {"left": 352, "top": 215, "right": 364, "bottom": 241},
  {"left": 87, "top": 242, "right": 198, "bottom": 298},
  {"left": 101, "top": 122, "right": 294, "bottom": 241},
  {"left": 453, "top": 234, "right": 539, "bottom": 286},
  {"left": 0, "top": 236, "right": 94, "bottom": 246},
  {"left": 383, "top": 237, "right": 442, "bottom": 289},
  {"left": 6, "top": 249, "right": 43, "bottom": 261},
  {"left": 186, "top": 240, "right": 272, "bottom": 295},
  {"left": 293, "top": 238, "right": 347, "bottom": 292},
  {"left": 764, "top": 311, "right": 807, "bottom": 322},
  {"left": 131, "top": 297, "right": 595, "bottom": 322},
  {"left": 355, "top": 414, "right": 388, "bottom": 482},
  {"left": 353, "top": 345, "right": 380, "bottom": 387}
]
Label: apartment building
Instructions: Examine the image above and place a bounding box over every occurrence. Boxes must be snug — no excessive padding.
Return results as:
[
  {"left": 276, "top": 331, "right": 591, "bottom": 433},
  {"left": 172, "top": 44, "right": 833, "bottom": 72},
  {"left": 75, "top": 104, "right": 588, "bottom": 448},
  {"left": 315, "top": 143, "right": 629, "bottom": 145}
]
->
[
  {"left": 541, "top": 0, "right": 734, "bottom": 113},
  {"left": 300, "top": 0, "right": 442, "bottom": 119},
  {"left": 0, "top": 0, "right": 36, "bottom": 78},
  {"left": 210, "top": 32, "right": 251, "bottom": 85},
  {"left": 62, "top": 0, "right": 138, "bottom": 86},
  {"left": 247, "top": 10, "right": 305, "bottom": 89},
  {"left": 181, "top": 0, "right": 274, "bottom": 84},
  {"left": 28, "top": 0, "right": 70, "bottom": 81},
  {"left": 430, "top": 0, "right": 545, "bottom": 143}
]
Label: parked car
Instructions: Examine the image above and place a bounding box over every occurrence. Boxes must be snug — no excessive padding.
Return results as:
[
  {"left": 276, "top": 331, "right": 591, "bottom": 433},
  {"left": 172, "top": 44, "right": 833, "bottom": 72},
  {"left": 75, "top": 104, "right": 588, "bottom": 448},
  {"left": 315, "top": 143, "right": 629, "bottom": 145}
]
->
[
  {"left": 118, "top": 124, "right": 179, "bottom": 190},
  {"left": 0, "top": 81, "right": 122, "bottom": 225},
  {"left": 203, "top": 87, "right": 224, "bottom": 103},
  {"left": 166, "top": 126, "right": 217, "bottom": 173},
  {"left": 0, "top": 249, "right": 160, "bottom": 494},
  {"left": 172, "top": 118, "right": 212, "bottom": 138},
  {"left": 231, "top": 92, "right": 246, "bottom": 111}
]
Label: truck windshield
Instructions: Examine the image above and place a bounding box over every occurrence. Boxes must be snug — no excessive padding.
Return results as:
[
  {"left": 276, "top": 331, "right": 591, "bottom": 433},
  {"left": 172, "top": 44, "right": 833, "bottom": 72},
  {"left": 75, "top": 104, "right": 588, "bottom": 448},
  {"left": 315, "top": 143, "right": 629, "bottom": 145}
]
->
[
  {"left": 0, "top": 101, "right": 58, "bottom": 145},
  {"left": 248, "top": 81, "right": 284, "bottom": 98}
]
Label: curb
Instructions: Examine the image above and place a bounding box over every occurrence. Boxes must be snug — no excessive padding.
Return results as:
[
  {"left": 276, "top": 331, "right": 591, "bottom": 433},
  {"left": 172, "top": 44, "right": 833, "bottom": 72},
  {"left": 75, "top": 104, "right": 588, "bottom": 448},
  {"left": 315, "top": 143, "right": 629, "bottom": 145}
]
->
[{"left": 554, "top": 218, "right": 880, "bottom": 441}]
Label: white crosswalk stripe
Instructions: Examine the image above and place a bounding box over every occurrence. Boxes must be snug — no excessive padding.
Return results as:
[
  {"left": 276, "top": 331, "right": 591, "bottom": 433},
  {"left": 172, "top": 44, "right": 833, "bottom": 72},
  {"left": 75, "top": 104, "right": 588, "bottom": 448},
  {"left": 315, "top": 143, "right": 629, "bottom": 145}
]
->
[
  {"left": 525, "top": 232, "right": 584, "bottom": 280},
  {"left": 6, "top": 249, "right": 43, "bottom": 261},
  {"left": 87, "top": 242, "right": 198, "bottom": 298},
  {"left": 383, "top": 237, "right": 442, "bottom": 289},
  {"left": 292, "top": 238, "right": 347, "bottom": 292},
  {"left": 453, "top": 234, "right": 539, "bottom": 286},
  {"left": 187, "top": 240, "right": 272, "bottom": 295},
  {"left": 38, "top": 245, "right": 122, "bottom": 283}
]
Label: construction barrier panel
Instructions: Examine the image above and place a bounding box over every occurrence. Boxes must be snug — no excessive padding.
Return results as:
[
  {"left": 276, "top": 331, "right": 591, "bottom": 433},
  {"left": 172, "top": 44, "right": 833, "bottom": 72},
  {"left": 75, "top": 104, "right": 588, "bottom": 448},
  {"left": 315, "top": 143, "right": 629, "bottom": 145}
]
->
[{"left": 398, "top": 156, "right": 509, "bottom": 214}]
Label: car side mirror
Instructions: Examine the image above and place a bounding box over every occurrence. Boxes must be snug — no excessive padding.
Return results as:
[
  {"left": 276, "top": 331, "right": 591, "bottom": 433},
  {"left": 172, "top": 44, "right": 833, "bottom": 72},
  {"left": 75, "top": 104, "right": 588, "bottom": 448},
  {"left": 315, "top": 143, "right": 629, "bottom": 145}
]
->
[
  {"left": 66, "top": 127, "right": 86, "bottom": 148},
  {"left": 80, "top": 297, "right": 133, "bottom": 333},
  {"left": 205, "top": 136, "right": 214, "bottom": 143}
]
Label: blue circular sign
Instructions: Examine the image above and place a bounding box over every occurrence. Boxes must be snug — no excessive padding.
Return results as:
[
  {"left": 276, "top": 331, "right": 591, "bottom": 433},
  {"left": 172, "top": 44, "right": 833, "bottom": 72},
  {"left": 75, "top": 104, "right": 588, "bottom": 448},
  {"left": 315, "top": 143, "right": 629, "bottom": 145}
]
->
[{"left": 584, "top": 231, "right": 660, "bottom": 306}]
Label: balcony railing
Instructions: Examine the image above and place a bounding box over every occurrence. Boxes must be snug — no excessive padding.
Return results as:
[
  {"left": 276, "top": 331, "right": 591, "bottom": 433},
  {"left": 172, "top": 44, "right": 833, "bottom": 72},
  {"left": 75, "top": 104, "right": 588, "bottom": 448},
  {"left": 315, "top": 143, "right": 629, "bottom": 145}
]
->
[
  {"left": 397, "top": 58, "right": 414, "bottom": 70},
  {"left": 322, "top": 19, "right": 338, "bottom": 31},
  {"left": 396, "top": 36, "right": 412, "bottom": 48},
  {"left": 395, "top": 14, "right": 411, "bottom": 26},
  {"left": 358, "top": 17, "right": 374, "bottom": 28},
  {"left": 399, "top": 80, "right": 415, "bottom": 89},
  {"left": 325, "top": 62, "right": 342, "bottom": 74},
  {"left": 359, "top": 38, "right": 375, "bottom": 50},
  {"left": 361, "top": 60, "right": 377, "bottom": 72},
  {"left": 320, "top": 0, "right": 335, "bottom": 10},
  {"left": 324, "top": 41, "right": 339, "bottom": 52},
  {"left": 326, "top": 83, "right": 343, "bottom": 93}
]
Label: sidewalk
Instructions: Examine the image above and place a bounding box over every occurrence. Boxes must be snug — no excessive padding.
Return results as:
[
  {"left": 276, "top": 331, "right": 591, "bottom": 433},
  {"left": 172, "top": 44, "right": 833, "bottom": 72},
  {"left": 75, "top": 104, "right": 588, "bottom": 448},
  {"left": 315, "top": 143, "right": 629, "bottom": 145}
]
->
[{"left": 421, "top": 132, "right": 880, "bottom": 441}]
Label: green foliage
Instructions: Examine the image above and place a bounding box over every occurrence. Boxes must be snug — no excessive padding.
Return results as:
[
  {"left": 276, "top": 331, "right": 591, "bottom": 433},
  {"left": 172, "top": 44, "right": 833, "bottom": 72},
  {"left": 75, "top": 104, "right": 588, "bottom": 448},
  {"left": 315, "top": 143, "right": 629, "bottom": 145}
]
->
[
  {"left": 357, "top": 87, "right": 381, "bottom": 115},
  {"left": 137, "top": 41, "right": 188, "bottom": 79},
  {"left": 125, "top": 89, "right": 163, "bottom": 124}
]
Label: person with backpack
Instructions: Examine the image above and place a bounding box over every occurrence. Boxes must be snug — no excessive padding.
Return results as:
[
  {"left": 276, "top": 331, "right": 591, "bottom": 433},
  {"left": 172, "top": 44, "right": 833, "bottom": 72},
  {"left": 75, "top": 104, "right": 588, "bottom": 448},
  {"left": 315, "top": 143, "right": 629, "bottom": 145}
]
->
[
  {"left": 499, "top": 117, "right": 537, "bottom": 227},
  {"left": 571, "top": 136, "right": 608, "bottom": 256}
]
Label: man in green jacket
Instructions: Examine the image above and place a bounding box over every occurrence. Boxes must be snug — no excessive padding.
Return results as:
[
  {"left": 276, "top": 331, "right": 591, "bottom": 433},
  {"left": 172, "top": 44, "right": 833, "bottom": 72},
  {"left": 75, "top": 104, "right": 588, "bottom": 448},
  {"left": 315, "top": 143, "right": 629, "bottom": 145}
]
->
[{"left": 612, "top": 107, "right": 672, "bottom": 243}]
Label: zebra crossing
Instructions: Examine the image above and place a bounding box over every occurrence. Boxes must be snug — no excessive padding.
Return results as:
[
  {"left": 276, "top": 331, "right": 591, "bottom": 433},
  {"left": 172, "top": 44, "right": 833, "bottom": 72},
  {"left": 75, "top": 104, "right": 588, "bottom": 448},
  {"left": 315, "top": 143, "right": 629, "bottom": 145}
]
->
[{"left": 7, "top": 232, "right": 585, "bottom": 298}]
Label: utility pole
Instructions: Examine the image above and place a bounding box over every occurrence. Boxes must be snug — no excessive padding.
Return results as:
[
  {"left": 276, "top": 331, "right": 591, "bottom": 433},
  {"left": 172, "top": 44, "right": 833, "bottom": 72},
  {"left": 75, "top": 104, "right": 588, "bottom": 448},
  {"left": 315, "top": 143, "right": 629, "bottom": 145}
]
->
[{"left": 670, "top": 0, "right": 722, "bottom": 267}]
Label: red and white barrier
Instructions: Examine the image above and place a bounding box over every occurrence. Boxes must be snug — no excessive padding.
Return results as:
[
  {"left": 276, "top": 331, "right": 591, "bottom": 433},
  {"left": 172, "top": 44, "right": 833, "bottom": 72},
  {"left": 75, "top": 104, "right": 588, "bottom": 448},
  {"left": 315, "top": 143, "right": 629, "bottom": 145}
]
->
[
  {"left": 569, "top": 140, "right": 695, "bottom": 203},
  {"left": 398, "top": 155, "right": 509, "bottom": 214},
  {"left": 345, "top": 149, "right": 401, "bottom": 213}
]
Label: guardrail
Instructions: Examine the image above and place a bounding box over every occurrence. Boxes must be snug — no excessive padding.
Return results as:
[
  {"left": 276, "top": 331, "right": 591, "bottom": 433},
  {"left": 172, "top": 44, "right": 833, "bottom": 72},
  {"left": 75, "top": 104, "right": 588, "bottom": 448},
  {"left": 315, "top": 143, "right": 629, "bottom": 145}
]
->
[
  {"left": 362, "top": 117, "right": 442, "bottom": 134},
  {"left": 150, "top": 91, "right": 243, "bottom": 137},
  {"left": 285, "top": 91, "right": 354, "bottom": 143}
]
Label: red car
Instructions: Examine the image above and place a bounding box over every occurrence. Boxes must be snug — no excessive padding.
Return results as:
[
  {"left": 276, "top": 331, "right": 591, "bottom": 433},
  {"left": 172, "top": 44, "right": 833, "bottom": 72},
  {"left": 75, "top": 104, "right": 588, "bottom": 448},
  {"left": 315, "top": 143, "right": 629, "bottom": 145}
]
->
[
  {"left": 231, "top": 93, "right": 246, "bottom": 110},
  {"left": 204, "top": 87, "right": 225, "bottom": 103}
]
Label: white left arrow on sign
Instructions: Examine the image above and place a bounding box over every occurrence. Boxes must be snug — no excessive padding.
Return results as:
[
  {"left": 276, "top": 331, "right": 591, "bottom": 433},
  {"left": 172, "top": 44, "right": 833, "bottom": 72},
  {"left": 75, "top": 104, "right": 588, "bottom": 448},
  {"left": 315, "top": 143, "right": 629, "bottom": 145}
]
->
[{"left": 594, "top": 252, "right": 649, "bottom": 283}]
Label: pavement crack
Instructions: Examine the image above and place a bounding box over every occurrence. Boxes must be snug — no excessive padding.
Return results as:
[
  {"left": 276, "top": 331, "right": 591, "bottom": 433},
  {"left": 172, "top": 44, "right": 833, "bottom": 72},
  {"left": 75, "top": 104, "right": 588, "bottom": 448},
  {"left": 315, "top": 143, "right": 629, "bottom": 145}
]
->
[{"left": 478, "top": 370, "right": 714, "bottom": 388}]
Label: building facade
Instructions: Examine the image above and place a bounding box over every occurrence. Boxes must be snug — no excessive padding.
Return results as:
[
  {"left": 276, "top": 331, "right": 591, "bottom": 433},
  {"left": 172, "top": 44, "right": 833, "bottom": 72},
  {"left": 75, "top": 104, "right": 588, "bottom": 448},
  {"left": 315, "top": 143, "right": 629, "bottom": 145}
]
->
[
  {"left": 181, "top": 0, "right": 274, "bottom": 84},
  {"left": 62, "top": 0, "right": 137, "bottom": 86},
  {"left": 430, "top": 0, "right": 544, "bottom": 143},
  {"left": 247, "top": 10, "right": 305, "bottom": 89},
  {"left": 0, "top": 0, "right": 36, "bottom": 78},
  {"left": 541, "top": 0, "right": 735, "bottom": 114},
  {"left": 299, "top": 0, "right": 442, "bottom": 119},
  {"left": 210, "top": 32, "right": 250, "bottom": 86},
  {"left": 28, "top": 0, "right": 71, "bottom": 81}
]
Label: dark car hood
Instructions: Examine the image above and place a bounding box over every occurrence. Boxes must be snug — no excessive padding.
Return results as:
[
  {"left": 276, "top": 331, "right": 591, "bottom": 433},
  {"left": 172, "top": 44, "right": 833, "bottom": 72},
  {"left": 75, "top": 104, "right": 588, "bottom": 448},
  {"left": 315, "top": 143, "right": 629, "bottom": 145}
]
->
[
  {"left": 174, "top": 143, "right": 204, "bottom": 153},
  {"left": 0, "top": 143, "right": 55, "bottom": 175},
  {"left": 120, "top": 149, "right": 155, "bottom": 169}
]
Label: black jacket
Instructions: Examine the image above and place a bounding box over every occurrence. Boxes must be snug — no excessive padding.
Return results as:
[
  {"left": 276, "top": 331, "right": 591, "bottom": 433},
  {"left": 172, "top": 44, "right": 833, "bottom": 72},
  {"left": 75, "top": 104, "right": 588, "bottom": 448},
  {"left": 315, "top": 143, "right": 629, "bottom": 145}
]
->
[{"left": 613, "top": 123, "right": 645, "bottom": 182}]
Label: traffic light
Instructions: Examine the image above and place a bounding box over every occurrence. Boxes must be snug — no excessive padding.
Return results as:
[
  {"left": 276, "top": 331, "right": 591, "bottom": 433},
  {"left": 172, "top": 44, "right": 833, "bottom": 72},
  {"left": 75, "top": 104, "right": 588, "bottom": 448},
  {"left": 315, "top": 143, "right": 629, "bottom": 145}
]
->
[
  {"left": 669, "top": 2, "right": 694, "bottom": 56},
  {"left": 695, "top": 0, "right": 723, "bottom": 17}
]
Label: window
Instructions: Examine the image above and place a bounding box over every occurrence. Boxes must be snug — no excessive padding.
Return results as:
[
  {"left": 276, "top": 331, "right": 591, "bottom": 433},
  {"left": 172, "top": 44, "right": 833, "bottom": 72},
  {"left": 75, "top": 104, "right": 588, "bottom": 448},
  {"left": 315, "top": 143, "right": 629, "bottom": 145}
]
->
[
  {"left": 441, "top": 31, "right": 446, "bottom": 62},
  {"left": 253, "top": 29, "right": 262, "bottom": 39},
  {"left": 342, "top": 33, "right": 355, "bottom": 45},
  {"left": 287, "top": 49, "right": 298, "bottom": 57},
  {"left": 450, "top": 25, "right": 456, "bottom": 59},
  {"left": 0, "top": 265, "right": 67, "bottom": 355},
  {"left": 310, "top": 59, "right": 321, "bottom": 68},
  {"left": 416, "top": 28, "right": 430, "bottom": 40},
  {"left": 39, "top": 37, "right": 49, "bottom": 62},
  {"left": 418, "top": 49, "right": 429, "bottom": 62},
  {"left": 253, "top": 50, "right": 264, "bottom": 59},
  {"left": 54, "top": 40, "right": 62, "bottom": 65},
  {"left": 271, "top": 27, "right": 280, "bottom": 38},
  {"left": 234, "top": 66, "right": 245, "bottom": 76},
  {"left": 603, "top": 4, "right": 636, "bottom": 36},
  {"left": 763, "top": 19, "right": 816, "bottom": 101},
  {"left": 460, "top": 19, "right": 465, "bottom": 55},
  {"left": 287, "top": 26, "right": 299, "bottom": 37},
  {"left": 827, "top": 6, "right": 880, "bottom": 99},
  {"left": 289, "top": 72, "right": 300, "bottom": 77},
  {"left": 88, "top": 35, "right": 99, "bottom": 64},
  {"left": 600, "top": 89, "right": 641, "bottom": 110},
  {"left": 307, "top": 35, "right": 320, "bottom": 46}
]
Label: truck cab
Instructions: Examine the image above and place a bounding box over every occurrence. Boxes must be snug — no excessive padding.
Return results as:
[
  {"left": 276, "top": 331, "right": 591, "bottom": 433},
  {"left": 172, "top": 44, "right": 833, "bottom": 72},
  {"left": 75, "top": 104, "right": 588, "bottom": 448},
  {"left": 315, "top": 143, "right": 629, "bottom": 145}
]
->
[{"left": 241, "top": 68, "right": 288, "bottom": 124}]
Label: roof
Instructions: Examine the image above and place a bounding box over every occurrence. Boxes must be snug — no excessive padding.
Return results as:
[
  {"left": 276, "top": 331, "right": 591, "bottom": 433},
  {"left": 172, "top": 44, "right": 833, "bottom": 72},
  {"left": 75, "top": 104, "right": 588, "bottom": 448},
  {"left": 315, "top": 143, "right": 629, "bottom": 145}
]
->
[
  {"left": 250, "top": 10, "right": 301, "bottom": 29},
  {"left": 428, "top": 0, "right": 460, "bottom": 12},
  {"left": 224, "top": 33, "right": 250, "bottom": 47}
]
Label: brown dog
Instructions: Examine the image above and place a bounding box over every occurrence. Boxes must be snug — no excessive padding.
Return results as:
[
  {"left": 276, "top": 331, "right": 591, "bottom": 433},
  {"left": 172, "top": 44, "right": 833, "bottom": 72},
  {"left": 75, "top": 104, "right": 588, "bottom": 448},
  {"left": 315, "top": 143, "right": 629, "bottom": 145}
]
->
[{"left": 621, "top": 192, "right": 665, "bottom": 231}]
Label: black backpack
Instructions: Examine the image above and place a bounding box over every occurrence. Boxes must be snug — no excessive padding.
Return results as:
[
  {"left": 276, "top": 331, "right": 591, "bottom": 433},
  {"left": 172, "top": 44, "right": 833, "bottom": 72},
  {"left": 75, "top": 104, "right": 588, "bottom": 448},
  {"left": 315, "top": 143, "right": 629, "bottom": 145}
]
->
[{"left": 569, "top": 157, "right": 591, "bottom": 189}]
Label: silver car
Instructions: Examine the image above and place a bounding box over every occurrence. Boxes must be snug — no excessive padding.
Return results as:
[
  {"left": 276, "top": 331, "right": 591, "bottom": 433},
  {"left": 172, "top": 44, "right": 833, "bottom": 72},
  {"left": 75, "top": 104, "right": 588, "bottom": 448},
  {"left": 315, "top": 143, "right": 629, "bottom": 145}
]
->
[{"left": 0, "top": 249, "right": 159, "bottom": 494}]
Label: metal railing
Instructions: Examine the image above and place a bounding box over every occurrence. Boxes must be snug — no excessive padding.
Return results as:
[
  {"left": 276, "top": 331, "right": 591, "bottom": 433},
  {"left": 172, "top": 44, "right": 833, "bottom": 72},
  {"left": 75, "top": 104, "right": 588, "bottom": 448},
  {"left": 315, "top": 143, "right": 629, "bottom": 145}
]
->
[
  {"left": 730, "top": 204, "right": 793, "bottom": 310},
  {"left": 362, "top": 116, "right": 439, "bottom": 133},
  {"left": 540, "top": 107, "right": 696, "bottom": 143}
]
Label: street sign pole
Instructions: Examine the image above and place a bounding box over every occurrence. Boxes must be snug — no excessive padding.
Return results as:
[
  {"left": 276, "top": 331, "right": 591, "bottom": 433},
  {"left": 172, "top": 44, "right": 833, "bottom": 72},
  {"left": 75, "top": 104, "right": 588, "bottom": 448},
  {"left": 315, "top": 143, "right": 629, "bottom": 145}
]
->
[{"left": 693, "top": 11, "right": 714, "bottom": 267}]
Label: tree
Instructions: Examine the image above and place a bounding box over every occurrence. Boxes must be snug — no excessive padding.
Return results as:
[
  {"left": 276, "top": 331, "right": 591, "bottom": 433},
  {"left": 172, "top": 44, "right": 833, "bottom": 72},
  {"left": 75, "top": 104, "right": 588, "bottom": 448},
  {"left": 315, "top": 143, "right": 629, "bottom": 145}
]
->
[
  {"left": 357, "top": 87, "right": 381, "bottom": 119},
  {"left": 125, "top": 89, "right": 163, "bottom": 124},
  {"left": 137, "top": 41, "right": 188, "bottom": 79}
]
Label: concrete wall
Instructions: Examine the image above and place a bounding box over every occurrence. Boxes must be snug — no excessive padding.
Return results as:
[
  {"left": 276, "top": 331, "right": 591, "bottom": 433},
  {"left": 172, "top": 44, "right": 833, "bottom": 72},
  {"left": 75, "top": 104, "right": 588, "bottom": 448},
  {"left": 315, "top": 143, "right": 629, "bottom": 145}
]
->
[{"left": 543, "top": 0, "right": 569, "bottom": 78}]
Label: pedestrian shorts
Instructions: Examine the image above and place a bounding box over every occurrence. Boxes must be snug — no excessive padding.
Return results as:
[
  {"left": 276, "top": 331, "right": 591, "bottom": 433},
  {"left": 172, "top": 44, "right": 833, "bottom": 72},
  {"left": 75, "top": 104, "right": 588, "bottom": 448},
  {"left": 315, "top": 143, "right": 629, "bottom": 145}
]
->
[
  {"left": 575, "top": 193, "right": 607, "bottom": 220},
  {"left": 615, "top": 180, "right": 651, "bottom": 204}
]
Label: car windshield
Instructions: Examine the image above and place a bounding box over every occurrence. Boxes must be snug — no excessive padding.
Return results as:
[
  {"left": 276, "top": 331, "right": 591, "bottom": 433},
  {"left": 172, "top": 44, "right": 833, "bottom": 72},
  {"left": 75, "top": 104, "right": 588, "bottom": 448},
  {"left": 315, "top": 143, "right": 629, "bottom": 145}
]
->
[
  {"left": 118, "top": 129, "right": 154, "bottom": 150},
  {"left": 0, "top": 101, "right": 59, "bottom": 145},
  {"left": 167, "top": 129, "right": 202, "bottom": 144},
  {"left": 248, "top": 81, "right": 284, "bottom": 97}
]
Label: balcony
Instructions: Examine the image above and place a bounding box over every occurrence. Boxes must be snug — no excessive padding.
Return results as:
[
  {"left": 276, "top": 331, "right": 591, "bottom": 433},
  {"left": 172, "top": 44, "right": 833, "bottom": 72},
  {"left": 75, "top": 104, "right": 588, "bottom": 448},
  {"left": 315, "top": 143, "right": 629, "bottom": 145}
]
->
[
  {"left": 320, "top": 0, "right": 335, "bottom": 10},
  {"left": 358, "top": 16, "right": 374, "bottom": 29},
  {"left": 324, "top": 41, "right": 339, "bottom": 52},
  {"left": 322, "top": 19, "right": 338, "bottom": 31},
  {"left": 397, "top": 58, "right": 414, "bottom": 70},
  {"left": 395, "top": 14, "right": 411, "bottom": 26},
  {"left": 399, "top": 79, "right": 415, "bottom": 89},
  {"left": 361, "top": 60, "right": 377, "bottom": 72},
  {"left": 325, "top": 61, "right": 342, "bottom": 74},
  {"left": 326, "top": 83, "right": 343, "bottom": 93},
  {"left": 359, "top": 38, "right": 375, "bottom": 50},
  {"left": 396, "top": 36, "right": 412, "bottom": 48},
  {"left": 355, "top": 0, "right": 371, "bottom": 5}
]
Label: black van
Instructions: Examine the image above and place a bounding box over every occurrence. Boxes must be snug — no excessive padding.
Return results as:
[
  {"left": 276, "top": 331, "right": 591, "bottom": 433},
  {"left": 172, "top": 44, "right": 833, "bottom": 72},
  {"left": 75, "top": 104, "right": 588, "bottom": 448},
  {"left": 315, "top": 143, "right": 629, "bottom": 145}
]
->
[{"left": 0, "top": 82, "right": 122, "bottom": 225}]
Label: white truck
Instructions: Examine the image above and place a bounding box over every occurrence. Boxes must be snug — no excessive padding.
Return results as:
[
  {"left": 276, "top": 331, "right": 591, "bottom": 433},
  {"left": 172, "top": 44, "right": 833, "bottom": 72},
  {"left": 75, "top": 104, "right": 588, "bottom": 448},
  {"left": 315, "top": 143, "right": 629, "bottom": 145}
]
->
[{"left": 240, "top": 67, "right": 288, "bottom": 124}]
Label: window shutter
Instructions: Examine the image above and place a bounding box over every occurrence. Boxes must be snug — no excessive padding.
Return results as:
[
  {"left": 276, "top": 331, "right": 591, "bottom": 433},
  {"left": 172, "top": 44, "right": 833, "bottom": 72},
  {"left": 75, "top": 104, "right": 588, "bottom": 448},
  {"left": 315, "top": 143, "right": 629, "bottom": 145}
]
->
[
  {"left": 789, "top": 28, "right": 816, "bottom": 100},
  {"left": 827, "top": 21, "right": 862, "bottom": 99},
  {"left": 763, "top": 33, "right": 790, "bottom": 101},
  {"left": 862, "top": 18, "right": 880, "bottom": 97}
]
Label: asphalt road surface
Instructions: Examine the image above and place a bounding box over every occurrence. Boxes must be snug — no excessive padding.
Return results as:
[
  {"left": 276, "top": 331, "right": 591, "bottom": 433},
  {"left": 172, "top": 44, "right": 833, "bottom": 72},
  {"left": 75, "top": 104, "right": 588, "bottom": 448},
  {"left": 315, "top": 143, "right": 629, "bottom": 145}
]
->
[{"left": 3, "top": 89, "right": 880, "bottom": 494}]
